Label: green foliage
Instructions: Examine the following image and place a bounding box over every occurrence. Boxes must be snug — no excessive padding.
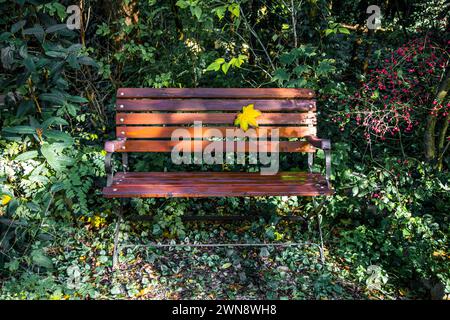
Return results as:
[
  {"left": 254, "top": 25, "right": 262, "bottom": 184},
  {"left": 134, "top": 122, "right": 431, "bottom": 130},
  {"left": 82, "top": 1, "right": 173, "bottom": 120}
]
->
[{"left": 0, "top": 0, "right": 449, "bottom": 300}]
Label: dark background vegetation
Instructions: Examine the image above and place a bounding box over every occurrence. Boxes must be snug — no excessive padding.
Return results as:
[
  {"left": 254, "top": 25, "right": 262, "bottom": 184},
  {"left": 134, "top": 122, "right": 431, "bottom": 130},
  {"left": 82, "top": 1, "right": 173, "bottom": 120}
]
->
[{"left": 0, "top": 0, "right": 449, "bottom": 299}]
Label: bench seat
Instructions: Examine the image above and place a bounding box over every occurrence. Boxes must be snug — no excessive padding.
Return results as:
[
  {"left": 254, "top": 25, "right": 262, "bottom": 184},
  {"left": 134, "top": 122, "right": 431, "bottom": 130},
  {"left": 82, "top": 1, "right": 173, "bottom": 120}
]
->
[{"left": 103, "top": 172, "right": 332, "bottom": 198}]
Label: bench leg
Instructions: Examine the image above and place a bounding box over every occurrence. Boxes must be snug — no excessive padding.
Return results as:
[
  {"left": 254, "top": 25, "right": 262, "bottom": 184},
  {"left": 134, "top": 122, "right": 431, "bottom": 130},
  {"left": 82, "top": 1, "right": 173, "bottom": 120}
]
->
[
  {"left": 312, "top": 198, "right": 326, "bottom": 264},
  {"left": 112, "top": 199, "right": 125, "bottom": 270},
  {"left": 316, "top": 211, "right": 325, "bottom": 264}
]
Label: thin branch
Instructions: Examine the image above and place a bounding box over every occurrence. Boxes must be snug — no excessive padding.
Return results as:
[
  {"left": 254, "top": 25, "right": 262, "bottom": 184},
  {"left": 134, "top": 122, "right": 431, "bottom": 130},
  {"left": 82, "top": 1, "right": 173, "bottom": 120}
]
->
[{"left": 239, "top": 6, "right": 276, "bottom": 72}]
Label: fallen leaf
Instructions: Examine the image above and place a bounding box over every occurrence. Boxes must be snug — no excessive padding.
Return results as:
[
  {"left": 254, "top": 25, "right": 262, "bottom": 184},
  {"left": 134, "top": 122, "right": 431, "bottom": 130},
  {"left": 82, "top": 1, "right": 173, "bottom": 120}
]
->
[{"left": 234, "top": 104, "right": 262, "bottom": 131}]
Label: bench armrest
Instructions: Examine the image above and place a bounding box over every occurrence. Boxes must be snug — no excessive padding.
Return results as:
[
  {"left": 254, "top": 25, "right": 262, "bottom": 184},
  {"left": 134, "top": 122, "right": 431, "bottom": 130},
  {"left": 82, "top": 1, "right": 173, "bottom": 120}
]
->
[
  {"left": 104, "top": 139, "right": 128, "bottom": 187},
  {"left": 105, "top": 139, "right": 126, "bottom": 153},
  {"left": 305, "top": 136, "right": 331, "bottom": 150},
  {"left": 305, "top": 135, "right": 331, "bottom": 186}
]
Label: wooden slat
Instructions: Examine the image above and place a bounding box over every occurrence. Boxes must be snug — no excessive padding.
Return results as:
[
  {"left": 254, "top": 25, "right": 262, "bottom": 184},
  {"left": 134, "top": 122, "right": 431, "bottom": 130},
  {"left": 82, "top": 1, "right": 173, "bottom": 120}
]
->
[
  {"left": 117, "top": 88, "right": 315, "bottom": 99},
  {"left": 114, "top": 172, "right": 323, "bottom": 178},
  {"left": 116, "top": 113, "right": 316, "bottom": 125},
  {"left": 103, "top": 171, "right": 331, "bottom": 198},
  {"left": 112, "top": 172, "right": 326, "bottom": 185},
  {"left": 116, "top": 140, "right": 315, "bottom": 152},
  {"left": 103, "top": 185, "right": 332, "bottom": 197},
  {"left": 116, "top": 126, "right": 316, "bottom": 138},
  {"left": 116, "top": 99, "right": 316, "bottom": 111}
]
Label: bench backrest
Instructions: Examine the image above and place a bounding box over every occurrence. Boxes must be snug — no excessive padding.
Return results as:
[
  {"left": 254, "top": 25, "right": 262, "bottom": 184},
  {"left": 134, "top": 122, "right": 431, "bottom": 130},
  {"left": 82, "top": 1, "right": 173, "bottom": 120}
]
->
[{"left": 114, "top": 88, "right": 317, "bottom": 153}]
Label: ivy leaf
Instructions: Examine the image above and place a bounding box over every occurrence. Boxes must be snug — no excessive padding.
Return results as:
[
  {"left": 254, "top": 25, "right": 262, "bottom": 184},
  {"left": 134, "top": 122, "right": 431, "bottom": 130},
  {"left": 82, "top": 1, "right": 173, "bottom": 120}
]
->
[
  {"left": 234, "top": 104, "right": 262, "bottom": 132},
  {"left": 316, "top": 60, "right": 335, "bottom": 76},
  {"left": 272, "top": 68, "right": 290, "bottom": 84},
  {"left": 293, "top": 65, "right": 310, "bottom": 75}
]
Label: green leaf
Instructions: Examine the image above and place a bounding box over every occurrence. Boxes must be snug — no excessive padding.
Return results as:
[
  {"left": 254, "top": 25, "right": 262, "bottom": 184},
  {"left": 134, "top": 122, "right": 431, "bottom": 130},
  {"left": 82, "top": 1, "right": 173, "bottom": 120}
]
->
[
  {"left": 46, "top": 24, "right": 68, "bottom": 33},
  {"left": 67, "top": 95, "right": 88, "bottom": 103},
  {"left": 31, "top": 249, "right": 53, "bottom": 269},
  {"left": 16, "top": 100, "right": 34, "bottom": 117},
  {"left": 42, "top": 116, "right": 69, "bottom": 127},
  {"left": 371, "top": 90, "right": 379, "bottom": 100},
  {"left": 338, "top": 27, "right": 350, "bottom": 35},
  {"left": 221, "top": 62, "right": 231, "bottom": 74},
  {"left": 272, "top": 68, "right": 290, "bottom": 83},
  {"left": 259, "top": 247, "right": 270, "bottom": 257},
  {"left": 23, "top": 56, "right": 35, "bottom": 72},
  {"left": 41, "top": 143, "right": 73, "bottom": 171},
  {"left": 15, "top": 151, "right": 38, "bottom": 161},
  {"left": 279, "top": 51, "right": 296, "bottom": 65},
  {"left": 175, "top": 0, "right": 188, "bottom": 9},
  {"left": 324, "top": 29, "right": 334, "bottom": 36},
  {"left": 233, "top": 55, "right": 247, "bottom": 67},
  {"left": 67, "top": 44, "right": 83, "bottom": 53},
  {"left": 212, "top": 5, "right": 227, "bottom": 20},
  {"left": 316, "top": 60, "right": 335, "bottom": 76},
  {"left": 206, "top": 58, "right": 225, "bottom": 72},
  {"left": 67, "top": 54, "right": 80, "bottom": 69},
  {"left": 11, "top": 20, "right": 26, "bottom": 33},
  {"left": 293, "top": 65, "right": 310, "bottom": 75},
  {"left": 50, "top": 182, "right": 65, "bottom": 193},
  {"left": 43, "top": 130, "right": 74, "bottom": 145},
  {"left": 39, "top": 93, "right": 65, "bottom": 105},
  {"left": 45, "top": 50, "right": 67, "bottom": 58},
  {"left": 3, "top": 126, "right": 36, "bottom": 134},
  {"left": 192, "top": 6, "right": 202, "bottom": 20},
  {"left": 228, "top": 3, "right": 240, "bottom": 17},
  {"left": 221, "top": 262, "right": 232, "bottom": 269},
  {"left": 23, "top": 26, "right": 45, "bottom": 40},
  {"left": 77, "top": 56, "right": 98, "bottom": 67},
  {"left": 19, "top": 45, "right": 28, "bottom": 58}
]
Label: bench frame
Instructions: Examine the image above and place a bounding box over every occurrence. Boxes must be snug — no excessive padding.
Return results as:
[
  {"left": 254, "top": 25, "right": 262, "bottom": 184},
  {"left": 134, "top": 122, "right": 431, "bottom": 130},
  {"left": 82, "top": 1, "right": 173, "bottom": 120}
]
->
[{"left": 103, "top": 88, "right": 332, "bottom": 269}]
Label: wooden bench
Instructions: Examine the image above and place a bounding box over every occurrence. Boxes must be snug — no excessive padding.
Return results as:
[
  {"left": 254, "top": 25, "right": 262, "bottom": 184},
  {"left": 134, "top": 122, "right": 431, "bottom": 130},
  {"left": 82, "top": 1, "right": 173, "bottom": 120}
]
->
[{"left": 103, "top": 88, "right": 332, "bottom": 267}]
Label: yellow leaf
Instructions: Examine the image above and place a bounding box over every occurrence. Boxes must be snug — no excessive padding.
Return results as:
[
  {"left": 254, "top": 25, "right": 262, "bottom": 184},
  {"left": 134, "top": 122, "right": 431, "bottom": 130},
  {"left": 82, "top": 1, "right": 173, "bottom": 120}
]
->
[
  {"left": 1, "top": 195, "right": 12, "bottom": 206},
  {"left": 433, "top": 250, "right": 447, "bottom": 258},
  {"left": 234, "top": 104, "right": 262, "bottom": 132}
]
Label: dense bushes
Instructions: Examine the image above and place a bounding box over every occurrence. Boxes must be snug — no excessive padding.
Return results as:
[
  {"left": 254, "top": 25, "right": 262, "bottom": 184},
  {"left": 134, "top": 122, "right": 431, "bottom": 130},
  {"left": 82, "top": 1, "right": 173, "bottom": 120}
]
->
[{"left": 1, "top": 0, "right": 449, "bottom": 299}]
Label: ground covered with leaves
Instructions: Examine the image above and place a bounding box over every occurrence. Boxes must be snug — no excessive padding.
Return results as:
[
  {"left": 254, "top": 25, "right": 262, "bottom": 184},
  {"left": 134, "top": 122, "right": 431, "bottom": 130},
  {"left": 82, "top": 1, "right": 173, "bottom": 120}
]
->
[{"left": 0, "top": 215, "right": 376, "bottom": 300}]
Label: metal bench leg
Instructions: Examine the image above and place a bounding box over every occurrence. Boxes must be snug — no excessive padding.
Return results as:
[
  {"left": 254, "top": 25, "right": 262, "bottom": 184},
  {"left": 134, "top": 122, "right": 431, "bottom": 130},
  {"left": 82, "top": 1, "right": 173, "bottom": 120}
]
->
[
  {"left": 112, "top": 199, "right": 125, "bottom": 270},
  {"left": 316, "top": 211, "right": 325, "bottom": 264},
  {"left": 312, "top": 198, "right": 326, "bottom": 264}
]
